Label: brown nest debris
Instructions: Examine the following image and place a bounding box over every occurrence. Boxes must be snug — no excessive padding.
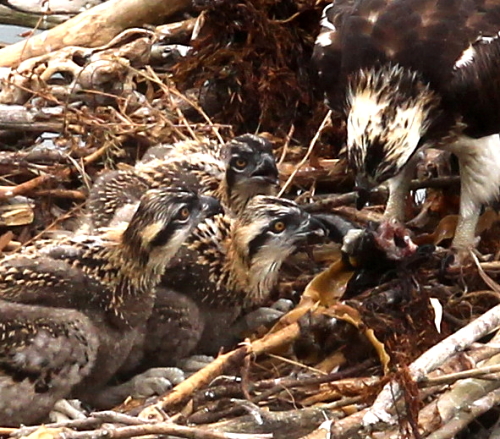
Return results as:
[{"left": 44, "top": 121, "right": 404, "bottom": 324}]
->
[
  {"left": 2, "top": 1, "right": 500, "bottom": 438},
  {"left": 172, "top": 0, "right": 328, "bottom": 141}
]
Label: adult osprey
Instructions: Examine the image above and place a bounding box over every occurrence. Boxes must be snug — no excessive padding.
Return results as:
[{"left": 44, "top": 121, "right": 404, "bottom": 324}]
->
[{"left": 313, "top": 0, "right": 500, "bottom": 255}]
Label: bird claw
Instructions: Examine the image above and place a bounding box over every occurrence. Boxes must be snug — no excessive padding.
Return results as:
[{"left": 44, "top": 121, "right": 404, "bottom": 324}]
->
[
  {"left": 270, "top": 298, "right": 294, "bottom": 313},
  {"left": 439, "top": 245, "right": 478, "bottom": 272},
  {"left": 177, "top": 355, "right": 215, "bottom": 375},
  {"left": 91, "top": 367, "right": 187, "bottom": 407},
  {"left": 128, "top": 367, "right": 185, "bottom": 398},
  {"left": 242, "top": 299, "right": 293, "bottom": 331},
  {"left": 49, "top": 399, "right": 87, "bottom": 423}
]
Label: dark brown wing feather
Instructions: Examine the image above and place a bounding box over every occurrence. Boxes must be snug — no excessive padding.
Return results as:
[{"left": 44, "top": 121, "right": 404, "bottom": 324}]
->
[
  {"left": 449, "top": 36, "right": 500, "bottom": 137},
  {"left": 0, "top": 300, "right": 98, "bottom": 426},
  {"left": 314, "top": 0, "right": 500, "bottom": 109},
  {"left": 0, "top": 254, "right": 104, "bottom": 310}
]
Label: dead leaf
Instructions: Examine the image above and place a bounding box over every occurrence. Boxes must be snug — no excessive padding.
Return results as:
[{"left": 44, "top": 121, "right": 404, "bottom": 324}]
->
[
  {"left": 303, "top": 258, "right": 354, "bottom": 306},
  {"left": 324, "top": 303, "right": 391, "bottom": 375}
]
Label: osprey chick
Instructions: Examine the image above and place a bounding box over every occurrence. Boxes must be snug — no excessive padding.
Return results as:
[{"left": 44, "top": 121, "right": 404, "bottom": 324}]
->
[
  {"left": 314, "top": 0, "right": 500, "bottom": 253},
  {"left": 0, "top": 188, "right": 205, "bottom": 425}
]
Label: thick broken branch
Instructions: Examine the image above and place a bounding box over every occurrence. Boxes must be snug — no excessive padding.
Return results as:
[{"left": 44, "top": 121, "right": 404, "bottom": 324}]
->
[
  {"left": 0, "top": 0, "right": 192, "bottom": 67},
  {"left": 364, "top": 303, "right": 500, "bottom": 427}
]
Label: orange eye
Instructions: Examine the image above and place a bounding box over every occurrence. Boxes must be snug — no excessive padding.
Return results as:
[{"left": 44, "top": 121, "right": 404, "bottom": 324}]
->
[
  {"left": 235, "top": 158, "right": 247, "bottom": 169},
  {"left": 272, "top": 221, "right": 286, "bottom": 233},
  {"left": 178, "top": 207, "right": 190, "bottom": 220}
]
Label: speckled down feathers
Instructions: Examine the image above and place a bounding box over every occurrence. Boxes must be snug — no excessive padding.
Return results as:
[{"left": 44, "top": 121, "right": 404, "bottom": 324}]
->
[
  {"left": 84, "top": 135, "right": 278, "bottom": 231},
  {"left": 0, "top": 188, "right": 203, "bottom": 425},
  {"left": 153, "top": 195, "right": 324, "bottom": 357},
  {"left": 163, "top": 196, "right": 321, "bottom": 308},
  {"left": 165, "top": 213, "right": 234, "bottom": 307}
]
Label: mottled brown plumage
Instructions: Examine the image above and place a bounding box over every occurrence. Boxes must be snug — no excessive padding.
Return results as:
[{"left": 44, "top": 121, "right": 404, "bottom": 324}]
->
[
  {"left": 0, "top": 187, "right": 205, "bottom": 426},
  {"left": 314, "top": 0, "right": 500, "bottom": 253},
  {"left": 136, "top": 196, "right": 326, "bottom": 363},
  {"left": 85, "top": 134, "right": 278, "bottom": 231}
]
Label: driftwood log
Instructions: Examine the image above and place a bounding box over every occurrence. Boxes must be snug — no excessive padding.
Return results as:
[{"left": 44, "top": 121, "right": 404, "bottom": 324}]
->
[{"left": 0, "top": 0, "right": 192, "bottom": 67}]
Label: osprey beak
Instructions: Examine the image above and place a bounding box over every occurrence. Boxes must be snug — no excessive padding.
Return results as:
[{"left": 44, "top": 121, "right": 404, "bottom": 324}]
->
[
  {"left": 251, "top": 155, "right": 279, "bottom": 185},
  {"left": 200, "top": 195, "right": 223, "bottom": 218},
  {"left": 354, "top": 174, "right": 372, "bottom": 210},
  {"left": 297, "top": 215, "right": 328, "bottom": 238}
]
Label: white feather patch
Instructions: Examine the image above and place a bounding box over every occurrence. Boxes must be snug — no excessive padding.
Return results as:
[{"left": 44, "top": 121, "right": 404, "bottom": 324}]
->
[
  {"left": 320, "top": 4, "right": 335, "bottom": 31},
  {"left": 454, "top": 45, "right": 475, "bottom": 69},
  {"left": 316, "top": 31, "right": 335, "bottom": 47},
  {"left": 347, "top": 89, "right": 389, "bottom": 154},
  {"left": 429, "top": 298, "right": 443, "bottom": 334}
]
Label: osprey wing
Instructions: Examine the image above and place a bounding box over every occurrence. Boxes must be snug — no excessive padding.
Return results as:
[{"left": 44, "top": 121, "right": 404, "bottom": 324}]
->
[{"left": 314, "top": 0, "right": 500, "bottom": 109}]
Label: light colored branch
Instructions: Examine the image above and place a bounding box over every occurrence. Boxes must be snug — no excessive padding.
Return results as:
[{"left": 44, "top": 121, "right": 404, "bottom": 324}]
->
[
  {"left": 363, "top": 303, "right": 500, "bottom": 426},
  {"left": 427, "top": 387, "right": 500, "bottom": 439},
  {"left": 0, "top": 0, "right": 192, "bottom": 67},
  {"left": 0, "top": 5, "right": 64, "bottom": 29}
]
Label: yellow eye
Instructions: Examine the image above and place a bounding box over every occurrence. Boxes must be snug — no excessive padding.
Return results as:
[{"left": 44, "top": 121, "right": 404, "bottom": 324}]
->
[
  {"left": 272, "top": 220, "right": 286, "bottom": 233},
  {"left": 235, "top": 158, "right": 247, "bottom": 169},
  {"left": 178, "top": 207, "right": 190, "bottom": 220}
]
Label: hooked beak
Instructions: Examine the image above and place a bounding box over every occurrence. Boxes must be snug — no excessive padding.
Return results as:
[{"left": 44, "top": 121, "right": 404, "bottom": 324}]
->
[
  {"left": 200, "top": 195, "right": 223, "bottom": 218},
  {"left": 354, "top": 174, "right": 372, "bottom": 210},
  {"left": 297, "top": 215, "right": 328, "bottom": 239},
  {"left": 251, "top": 155, "right": 279, "bottom": 185}
]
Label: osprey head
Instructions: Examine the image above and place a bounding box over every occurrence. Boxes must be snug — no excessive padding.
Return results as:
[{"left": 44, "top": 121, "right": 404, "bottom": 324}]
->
[
  {"left": 346, "top": 65, "right": 440, "bottom": 195},
  {"left": 123, "top": 187, "right": 207, "bottom": 271},
  {"left": 221, "top": 134, "right": 279, "bottom": 214},
  {"left": 231, "top": 196, "right": 326, "bottom": 305},
  {"left": 234, "top": 196, "right": 326, "bottom": 264}
]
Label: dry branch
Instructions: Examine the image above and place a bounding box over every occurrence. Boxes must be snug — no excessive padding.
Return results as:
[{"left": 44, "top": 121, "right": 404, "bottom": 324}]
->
[
  {"left": 0, "top": 104, "right": 65, "bottom": 130},
  {"left": 364, "top": 303, "right": 500, "bottom": 427},
  {"left": 0, "top": 0, "right": 192, "bottom": 67},
  {"left": 0, "top": 5, "right": 64, "bottom": 29},
  {"left": 139, "top": 323, "right": 302, "bottom": 421}
]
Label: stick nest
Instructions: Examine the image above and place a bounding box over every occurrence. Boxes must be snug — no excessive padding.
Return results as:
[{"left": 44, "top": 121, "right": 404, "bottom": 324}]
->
[{"left": 1, "top": 1, "right": 500, "bottom": 438}]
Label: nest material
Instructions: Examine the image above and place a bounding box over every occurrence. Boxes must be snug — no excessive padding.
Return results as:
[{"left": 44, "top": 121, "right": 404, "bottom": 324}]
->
[
  {"left": 173, "top": 0, "right": 328, "bottom": 141},
  {"left": 1, "top": 1, "right": 500, "bottom": 438}
]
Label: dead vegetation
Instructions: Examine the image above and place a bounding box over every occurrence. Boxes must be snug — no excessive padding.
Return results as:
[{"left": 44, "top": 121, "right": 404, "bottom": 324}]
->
[{"left": 2, "top": 0, "right": 500, "bottom": 438}]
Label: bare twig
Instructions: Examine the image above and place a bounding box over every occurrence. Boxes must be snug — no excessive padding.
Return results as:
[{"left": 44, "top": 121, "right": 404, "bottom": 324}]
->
[
  {"left": 278, "top": 110, "right": 331, "bottom": 196},
  {"left": 427, "top": 387, "right": 500, "bottom": 439},
  {"left": 54, "top": 422, "right": 271, "bottom": 439},
  {"left": 140, "top": 323, "right": 302, "bottom": 420}
]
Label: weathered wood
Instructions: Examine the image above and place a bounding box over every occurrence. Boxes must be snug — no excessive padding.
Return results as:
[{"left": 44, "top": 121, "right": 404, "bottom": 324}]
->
[
  {"left": 1, "top": 0, "right": 103, "bottom": 15},
  {"left": 209, "top": 408, "right": 332, "bottom": 439},
  {"left": 0, "top": 104, "right": 64, "bottom": 131},
  {"left": 0, "top": 5, "right": 64, "bottom": 30},
  {"left": 0, "top": 0, "right": 193, "bottom": 67}
]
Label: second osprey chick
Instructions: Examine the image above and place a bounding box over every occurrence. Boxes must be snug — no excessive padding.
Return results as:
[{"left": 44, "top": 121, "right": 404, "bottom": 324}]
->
[{"left": 85, "top": 134, "right": 278, "bottom": 231}]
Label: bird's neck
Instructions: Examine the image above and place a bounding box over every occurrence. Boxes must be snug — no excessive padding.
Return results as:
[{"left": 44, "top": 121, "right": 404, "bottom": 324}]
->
[
  {"left": 214, "top": 175, "right": 250, "bottom": 217},
  {"left": 102, "top": 240, "right": 159, "bottom": 328},
  {"left": 226, "top": 242, "right": 283, "bottom": 308},
  {"left": 220, "top": 181, "right": 278, "bottom": 218}
]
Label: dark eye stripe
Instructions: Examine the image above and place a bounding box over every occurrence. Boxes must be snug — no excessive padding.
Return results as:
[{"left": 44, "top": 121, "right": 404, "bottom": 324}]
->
[
  {"left": 247, "top": 232, "right": 269, "bottom": 261},
  {"left": 247, "top": 214, "right": 302, "bottom": 259},
  {"left": 149, "top": 199, "right": 198, "bottom": 248}
]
